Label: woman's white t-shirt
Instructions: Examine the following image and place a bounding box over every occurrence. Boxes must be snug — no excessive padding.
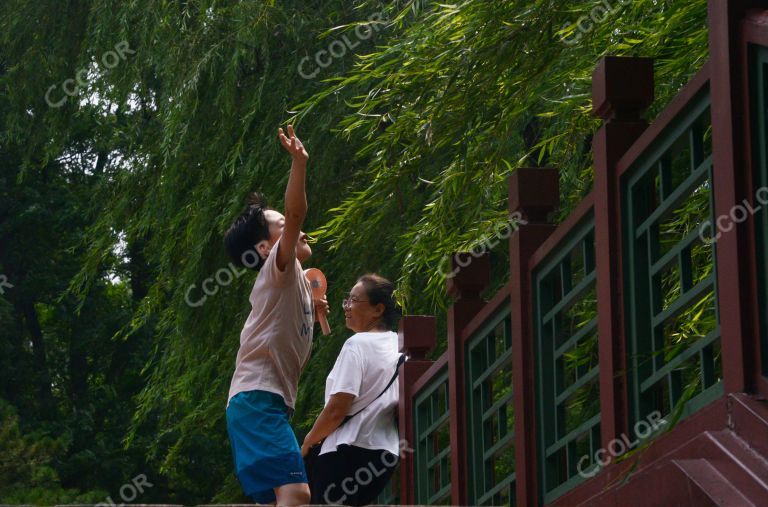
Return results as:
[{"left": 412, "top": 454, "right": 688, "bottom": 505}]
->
[{"left": 320, "top": 331, "right": 401, "bottom": 456}]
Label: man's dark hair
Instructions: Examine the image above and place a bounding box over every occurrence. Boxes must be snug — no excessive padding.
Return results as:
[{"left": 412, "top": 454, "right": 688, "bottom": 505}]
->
[
  {"left": 357, "top": 273, "right": 401, "bottom": 330},
  {"left": 224, "top": 192, "right": 271, "bottom": 271}
]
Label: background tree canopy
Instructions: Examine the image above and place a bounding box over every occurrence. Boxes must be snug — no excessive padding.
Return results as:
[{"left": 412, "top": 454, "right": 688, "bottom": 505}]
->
[{"left": 0, "top": 0, "right": 708, "bottom": 502}]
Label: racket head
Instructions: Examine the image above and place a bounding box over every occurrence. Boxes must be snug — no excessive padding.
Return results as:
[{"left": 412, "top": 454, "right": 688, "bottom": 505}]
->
[{"left": 305, "top": 268, "right": 328, "bottom": 298}]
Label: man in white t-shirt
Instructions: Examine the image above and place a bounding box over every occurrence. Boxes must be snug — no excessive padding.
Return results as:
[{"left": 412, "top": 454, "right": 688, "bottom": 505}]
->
[{"left": 224, "top": 125, "right": 327, "bottom": 507}]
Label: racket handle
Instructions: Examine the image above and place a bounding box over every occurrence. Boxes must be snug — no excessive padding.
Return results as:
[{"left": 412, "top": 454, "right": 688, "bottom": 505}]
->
[{"left": 319, "top": 313, "right": 331, "bottom": 335}]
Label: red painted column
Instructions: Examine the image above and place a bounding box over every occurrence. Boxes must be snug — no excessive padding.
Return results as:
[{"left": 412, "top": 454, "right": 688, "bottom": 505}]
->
[
  {"left": 397, "top": 315, "right": 437, "bottom": 505},
  {"left": 591, "top": 57, "right": 653, "bottom": 448},
  {"left": 509, "top": 168, "right": 559, "bottom": 507},
  {"left": 741, "top": 8, "right": 768, "bottom": 396},
  {"left": 708, "top": 0, "right": 762, "bottom": 394},
  {"left": 446, "top": 253, "right": 489, "bottom": 505}
]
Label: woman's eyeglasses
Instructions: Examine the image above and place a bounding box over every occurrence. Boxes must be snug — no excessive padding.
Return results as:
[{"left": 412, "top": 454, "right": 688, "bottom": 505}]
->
[{"left": 342, "top": 296, "right": 370, "bottom": 309}]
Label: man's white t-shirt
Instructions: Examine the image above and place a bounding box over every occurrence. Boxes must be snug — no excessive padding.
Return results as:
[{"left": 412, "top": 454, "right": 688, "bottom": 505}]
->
[
  {"left": 320, "top": 331, "right": 401, "bottom": 456},
  {"left": 227, "top": 239, "right": 314, "bottom": 409}
]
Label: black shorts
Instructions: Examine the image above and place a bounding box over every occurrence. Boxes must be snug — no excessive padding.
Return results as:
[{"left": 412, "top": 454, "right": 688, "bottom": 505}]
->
[{"left": 310, "top": 444, "right": 399, "bottom": 506}]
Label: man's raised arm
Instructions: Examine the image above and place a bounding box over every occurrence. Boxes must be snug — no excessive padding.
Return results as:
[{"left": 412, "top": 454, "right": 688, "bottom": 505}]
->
[{"left": 276, "top": 124, "right": 309, "bottom": 272}]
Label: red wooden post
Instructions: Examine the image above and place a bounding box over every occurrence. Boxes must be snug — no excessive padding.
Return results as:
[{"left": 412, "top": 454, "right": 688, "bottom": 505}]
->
[
  {"left": 509, "top": 167, "right": 559, "bottom": 507},
  {"left": 446, "top": 252, "right": 490, "bottom": 505},
  {"left": 740, "top": 5, "right": 768, "bottom": 397},
  {"left": 591, "top": 56, "right": 653, "bottom": 449},
  {"left": 397, "top": 315, "right": 437, "bottom": 505},
  {"left": 708, "top": 0, "right": 763, "bottom": 394}
]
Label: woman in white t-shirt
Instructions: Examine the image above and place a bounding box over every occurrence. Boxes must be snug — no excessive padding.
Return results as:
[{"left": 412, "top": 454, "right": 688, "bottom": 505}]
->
[{"left": 301, "top": 273, "right": 402, "bottom": 506}]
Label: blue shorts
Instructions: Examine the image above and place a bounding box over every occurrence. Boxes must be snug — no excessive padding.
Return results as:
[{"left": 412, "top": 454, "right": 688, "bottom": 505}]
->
[{"left": 226, "top": 390, "right": 308, "bottom": 503}]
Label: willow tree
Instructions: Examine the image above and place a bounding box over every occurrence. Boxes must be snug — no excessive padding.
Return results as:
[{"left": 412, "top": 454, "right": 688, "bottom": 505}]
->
[
  {"left": 1, "top": 0, "right": 710, "bottom": 501},
  {"left": 299, "top": 0, "right": 709, "bottom": 306}
]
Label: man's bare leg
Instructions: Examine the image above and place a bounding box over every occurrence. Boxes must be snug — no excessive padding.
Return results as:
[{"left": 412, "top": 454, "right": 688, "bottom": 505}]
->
[{"left": 274, "top": 482, "right": 310, "bottom": 506}]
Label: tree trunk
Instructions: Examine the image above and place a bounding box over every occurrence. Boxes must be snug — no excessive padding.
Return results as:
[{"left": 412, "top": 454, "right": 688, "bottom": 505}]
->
[{"left": 17, "top": 300, "right": 55, "bottom": 412}]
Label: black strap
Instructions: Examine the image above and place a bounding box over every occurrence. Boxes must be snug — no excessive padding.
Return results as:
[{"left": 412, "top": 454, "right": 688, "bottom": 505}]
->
[{"left": 341, "top": 353, "right": 406, "bottom": 426}]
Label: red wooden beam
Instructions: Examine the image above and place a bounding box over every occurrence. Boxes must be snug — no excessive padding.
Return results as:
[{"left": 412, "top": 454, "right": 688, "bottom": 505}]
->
[
  {"left": 615, "top": 63, "right": 711, "bottom": 177},
  {"left": 740, "top": 7, "right": 768, "bottom": 397},
  {"left": 446, "top": 252, "right": 489, "bottom": 505},
  {"left": 708, "top": 0, "right": 763, "bottom": 394},
  {"left": 409, "top": 354, "right": 449, "bottom": 397},
  {"left": 529, "top": 193, "right": 595, "bottom": 269},
  {"left": 591, "top": 56, "right": 653, "bottom": 455},
  {"left": 460, "top": 282, "right": 511, "bottom": 343},
  {"left": 398, "top": 315, "right": 437, "bottom": 361},
  {"left": 509, "top": 167, "right": 559, "bottom": 507},
  {"left": 397, "top": 315, "right": 437, "bottom": 505}
]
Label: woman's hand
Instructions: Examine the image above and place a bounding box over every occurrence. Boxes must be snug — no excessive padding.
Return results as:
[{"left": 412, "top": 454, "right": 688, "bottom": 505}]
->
[
  {"left": 313, "top": 296, "right": 329, "bottom": 323},
  {"left": 301, "top": 437, "right": 315, "bottom": 457}
]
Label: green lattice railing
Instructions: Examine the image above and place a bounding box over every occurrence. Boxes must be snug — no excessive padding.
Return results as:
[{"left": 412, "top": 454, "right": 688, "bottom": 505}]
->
[
  {"left": 533, "top": 214, "right": 600, "bottom": 503},
  {"left": 374, "top": 464, "right": 400, "bottom": 505},
  {"left": 751, "top": 44, "right": 768, "bottom": 380},
  {"left": 413, "top": 367, "right": 451, "bottom": 505},
  {"left": 622, "top": 88, "right": 723, "bottom": 427},
  {"left": 465, "top": 308, "right": 515, "bottom": 506}
]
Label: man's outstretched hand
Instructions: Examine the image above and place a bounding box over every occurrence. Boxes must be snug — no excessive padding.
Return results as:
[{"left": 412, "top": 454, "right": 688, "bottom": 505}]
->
[{"left": 278, "top": 124, "right": 308, "bottom": 164}]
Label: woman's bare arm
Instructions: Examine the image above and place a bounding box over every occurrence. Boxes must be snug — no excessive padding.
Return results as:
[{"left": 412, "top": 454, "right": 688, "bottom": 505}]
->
[{"left": 301, "top": 392, "right": 355, "bottom": 456}]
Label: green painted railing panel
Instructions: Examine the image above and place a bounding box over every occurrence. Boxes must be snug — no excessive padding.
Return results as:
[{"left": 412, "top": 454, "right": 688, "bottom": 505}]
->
[
  {"left": 622, "top": 88, "right": 722, "bottom": 431},
  {"left": 533, "top": 215, "right": 600, "bottom": 503},
  {"left": 413, "top": 367, "right": 451, "bottom": 505},
  {"left": 375, "top": 464, "right": 400, "bottom": 505},
  {"left": 465, "top": 307, "right": 515, "bottom": 506},
  {"left": 750, "top": 44, "right": 768, "bottom": 380}
]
